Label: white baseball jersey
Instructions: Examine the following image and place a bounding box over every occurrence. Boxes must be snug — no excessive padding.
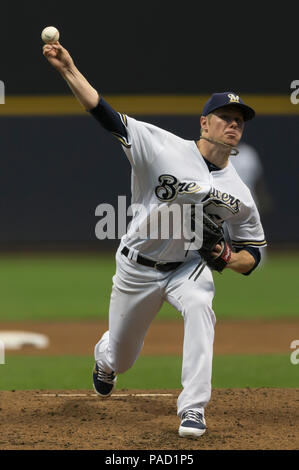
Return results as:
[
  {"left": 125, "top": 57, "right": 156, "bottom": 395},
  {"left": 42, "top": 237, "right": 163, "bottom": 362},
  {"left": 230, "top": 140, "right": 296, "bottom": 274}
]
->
[{"left": 119, "top": 115, "right": 267, "bottom": 261}]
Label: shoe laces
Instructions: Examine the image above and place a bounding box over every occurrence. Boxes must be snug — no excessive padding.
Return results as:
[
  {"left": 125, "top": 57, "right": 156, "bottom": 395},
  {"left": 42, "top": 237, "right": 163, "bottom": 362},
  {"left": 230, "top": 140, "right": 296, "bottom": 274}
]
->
[
  {"left": 96, "top": 366, "right": 115, "bottom": 384},
  {"left": 182, "top": 410, "right": 204, "bottom": 423}
]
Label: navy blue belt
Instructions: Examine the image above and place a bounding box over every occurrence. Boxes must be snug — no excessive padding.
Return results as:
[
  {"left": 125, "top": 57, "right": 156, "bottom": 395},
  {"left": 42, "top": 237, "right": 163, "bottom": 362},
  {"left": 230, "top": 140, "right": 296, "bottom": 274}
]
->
[{"left": 121, "top": 246, "right": 183, "bottom": 272}]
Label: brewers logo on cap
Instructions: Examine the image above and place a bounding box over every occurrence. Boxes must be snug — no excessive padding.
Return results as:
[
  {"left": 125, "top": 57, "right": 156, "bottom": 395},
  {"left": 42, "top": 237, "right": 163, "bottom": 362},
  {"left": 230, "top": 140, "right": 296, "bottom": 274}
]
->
[{"left": 228, "top": 94, "right": 240, "bottom": 103}]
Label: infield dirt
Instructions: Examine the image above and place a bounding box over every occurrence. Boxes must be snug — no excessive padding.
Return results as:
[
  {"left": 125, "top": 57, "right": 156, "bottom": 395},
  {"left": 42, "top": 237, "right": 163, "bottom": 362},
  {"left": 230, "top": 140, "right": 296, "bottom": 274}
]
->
[
  {"left": 0, "top": 388, "right": 298, "bottom": 450},
  {"left": 0, "top": 318, "right": 297, "bottom": 355}
]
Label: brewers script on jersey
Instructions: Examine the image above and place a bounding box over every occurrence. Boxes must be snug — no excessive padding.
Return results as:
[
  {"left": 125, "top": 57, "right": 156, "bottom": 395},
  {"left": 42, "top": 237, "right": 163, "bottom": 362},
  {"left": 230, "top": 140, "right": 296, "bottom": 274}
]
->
[{"left": 42, "top": 40, "right": 267, "bottom": 439}]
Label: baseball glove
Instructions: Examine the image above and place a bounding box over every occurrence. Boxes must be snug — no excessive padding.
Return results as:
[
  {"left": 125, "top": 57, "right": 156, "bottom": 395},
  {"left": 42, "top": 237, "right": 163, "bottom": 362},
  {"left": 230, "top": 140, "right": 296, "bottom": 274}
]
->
[{"left": 197, "top": 212, "right": 232, "bottom": 272}]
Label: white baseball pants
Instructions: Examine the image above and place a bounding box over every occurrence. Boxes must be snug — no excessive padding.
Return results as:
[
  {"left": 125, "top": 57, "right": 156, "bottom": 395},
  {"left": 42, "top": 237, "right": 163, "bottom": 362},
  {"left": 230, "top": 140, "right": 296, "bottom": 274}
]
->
[{"left": 94, "top": 242, "right": 216, "bottom": 418}]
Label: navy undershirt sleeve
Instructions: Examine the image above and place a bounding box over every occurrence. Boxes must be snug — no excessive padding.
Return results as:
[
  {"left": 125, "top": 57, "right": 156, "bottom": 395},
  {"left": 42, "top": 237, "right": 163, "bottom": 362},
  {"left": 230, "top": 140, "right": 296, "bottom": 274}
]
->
[
  {"left": 235, "top": 246, "right": 261, "bottom": 275},
  {"left": 89, "top": 96, "right": 129, "bottom": 143}
]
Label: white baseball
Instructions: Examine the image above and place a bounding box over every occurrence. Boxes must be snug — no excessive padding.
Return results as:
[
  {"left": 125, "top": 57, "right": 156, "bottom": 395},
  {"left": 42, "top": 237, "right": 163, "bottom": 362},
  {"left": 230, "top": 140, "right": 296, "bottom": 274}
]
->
[{"left": 41, "top": 26, "right": 60, "bottom": 44}]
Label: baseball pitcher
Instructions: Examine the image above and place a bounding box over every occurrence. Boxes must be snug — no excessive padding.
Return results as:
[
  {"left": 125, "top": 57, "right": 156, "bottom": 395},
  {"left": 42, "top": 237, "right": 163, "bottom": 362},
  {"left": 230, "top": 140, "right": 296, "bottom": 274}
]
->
[{"left": 43, "top": 42, "right": 267, "bottom": 438}]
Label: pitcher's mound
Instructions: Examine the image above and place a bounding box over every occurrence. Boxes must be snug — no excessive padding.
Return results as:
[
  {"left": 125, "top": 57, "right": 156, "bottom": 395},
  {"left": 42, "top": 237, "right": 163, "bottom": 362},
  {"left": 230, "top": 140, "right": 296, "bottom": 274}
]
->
[{"left": 0, "top": 388, "right": 298, "bottom": 450}]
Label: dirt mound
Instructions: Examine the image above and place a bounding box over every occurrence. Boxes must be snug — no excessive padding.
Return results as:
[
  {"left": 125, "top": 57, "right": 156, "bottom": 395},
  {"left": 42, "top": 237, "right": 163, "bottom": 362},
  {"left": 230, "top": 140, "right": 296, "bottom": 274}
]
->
[{"left": 0, "top": 388, "right": 298, "bottom": 450}]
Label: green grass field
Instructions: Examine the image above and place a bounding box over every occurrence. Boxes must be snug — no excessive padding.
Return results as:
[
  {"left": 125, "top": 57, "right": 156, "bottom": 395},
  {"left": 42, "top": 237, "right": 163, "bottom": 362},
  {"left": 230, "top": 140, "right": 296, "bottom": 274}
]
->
[
  {"left": 0, "top": 252, "right": 298, "bottom": 391},
  {"left": 0, "top": 354, "right": 297, "bottom": 390},
  {"left": 0, "top": 252, "right": 298, "bottom": 321}
]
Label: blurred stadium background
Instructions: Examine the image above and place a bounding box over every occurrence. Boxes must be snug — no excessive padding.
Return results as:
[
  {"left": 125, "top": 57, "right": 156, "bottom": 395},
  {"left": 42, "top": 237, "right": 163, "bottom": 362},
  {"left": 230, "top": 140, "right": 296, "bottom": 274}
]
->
[{"left": 0, "top": 2, "right": 298, "bottom": 391}]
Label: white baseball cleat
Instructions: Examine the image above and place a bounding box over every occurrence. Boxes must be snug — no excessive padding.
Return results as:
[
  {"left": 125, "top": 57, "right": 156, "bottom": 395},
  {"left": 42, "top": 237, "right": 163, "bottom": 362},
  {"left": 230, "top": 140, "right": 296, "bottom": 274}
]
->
[
  {"left": 93, "top": 330, "right": 117, "bottom": 397},
  {"left": 92, "top": 362, "right": 117, "bottom": 397},
  {"left": 178, "top": 410, "right": 206, "bottom": 438}
]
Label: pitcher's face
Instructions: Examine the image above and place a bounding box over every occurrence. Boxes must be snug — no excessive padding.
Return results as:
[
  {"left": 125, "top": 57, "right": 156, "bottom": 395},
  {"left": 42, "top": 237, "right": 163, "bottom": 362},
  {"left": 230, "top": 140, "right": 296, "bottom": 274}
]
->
[{"left": 203, "top": 106, "right": 244, "bottom": 147}]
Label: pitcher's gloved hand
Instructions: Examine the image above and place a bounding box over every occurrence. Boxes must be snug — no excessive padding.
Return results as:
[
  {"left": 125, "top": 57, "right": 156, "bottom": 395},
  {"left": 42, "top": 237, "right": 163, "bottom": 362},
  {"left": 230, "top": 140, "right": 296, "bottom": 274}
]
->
[{"left": 196, "top": 211, "right": 232, "bottom": 272}]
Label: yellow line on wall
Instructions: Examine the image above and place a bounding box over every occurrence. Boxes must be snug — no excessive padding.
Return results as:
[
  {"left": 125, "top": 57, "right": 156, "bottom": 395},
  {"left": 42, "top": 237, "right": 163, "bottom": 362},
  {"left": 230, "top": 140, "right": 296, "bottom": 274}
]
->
[{"left": 0, "top": 94, "right": 298, "bottom": 116}]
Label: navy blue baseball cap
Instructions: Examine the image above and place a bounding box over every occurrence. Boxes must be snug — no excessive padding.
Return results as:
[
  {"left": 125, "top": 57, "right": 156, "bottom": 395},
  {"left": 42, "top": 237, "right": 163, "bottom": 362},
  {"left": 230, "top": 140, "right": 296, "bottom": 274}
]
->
[{"left": 202, "top": 92, "right": 255, "bottom": 121}]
